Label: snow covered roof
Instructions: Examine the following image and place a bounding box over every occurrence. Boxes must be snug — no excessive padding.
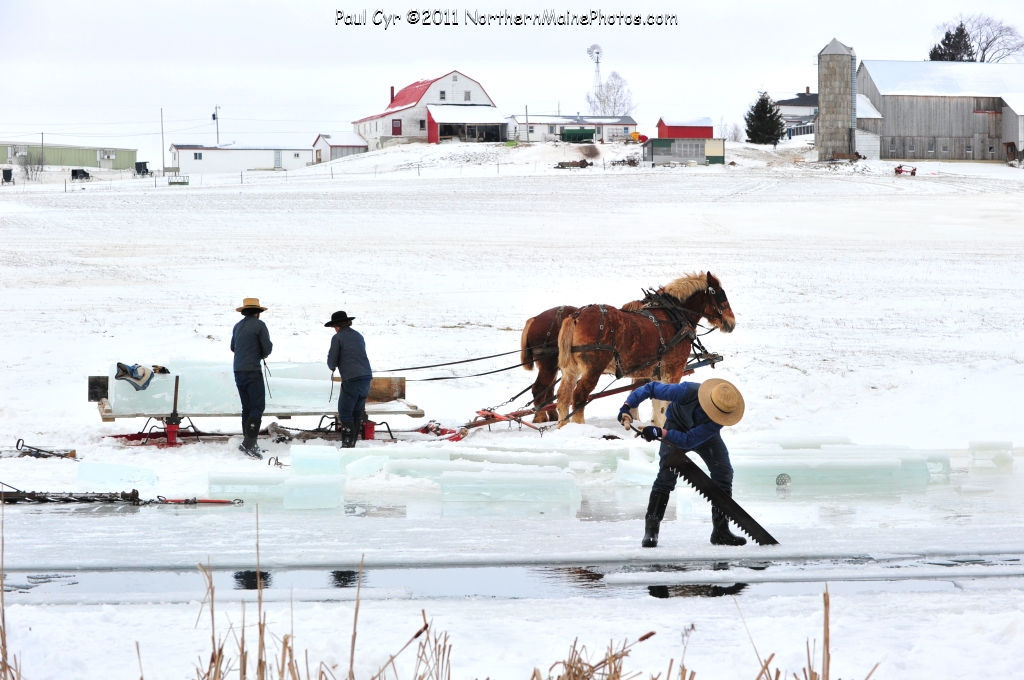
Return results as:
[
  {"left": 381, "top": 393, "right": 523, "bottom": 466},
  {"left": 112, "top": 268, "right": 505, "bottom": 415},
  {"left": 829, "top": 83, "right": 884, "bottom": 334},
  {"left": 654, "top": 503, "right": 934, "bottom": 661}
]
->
[
  {"left": 506, "top": 114, "right": 636, "bottom": 125},
  {"left": 426, "top": 105, "right": 506, "bottom": 124},
  {"left": 314, "top": 132, "right": 367, "bottom": 147},
  {"left": 170, "top": 143, "right": 310, "bottom": 151},
  {"left": 658, "top": 117, "right": 713, "bottom": 127},
  {"left": 820, "top": 38, "right": 855, "bottom": 56},
  {"left": 777, "top": 92, "right": 818, "bottom": 107},
  {"left": 855, "top": 94, "right": 882, "bottom": 119},
  {"left": 861, "top": 60, "right": 1024, "bottom": 104}
]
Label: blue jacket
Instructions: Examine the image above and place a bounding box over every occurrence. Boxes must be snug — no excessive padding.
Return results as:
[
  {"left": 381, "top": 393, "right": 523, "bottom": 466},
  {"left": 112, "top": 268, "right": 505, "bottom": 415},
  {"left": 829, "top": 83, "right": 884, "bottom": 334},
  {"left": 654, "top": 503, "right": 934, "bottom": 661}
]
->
[
  {"left": 230, "top": 316, "right": 273, "bottom": 372},
  {"left": 328, "top": 327, "right": 373, "bottom": 381},
  {"left": 624, "top": 381, "right": 723, "bottom": 451}
]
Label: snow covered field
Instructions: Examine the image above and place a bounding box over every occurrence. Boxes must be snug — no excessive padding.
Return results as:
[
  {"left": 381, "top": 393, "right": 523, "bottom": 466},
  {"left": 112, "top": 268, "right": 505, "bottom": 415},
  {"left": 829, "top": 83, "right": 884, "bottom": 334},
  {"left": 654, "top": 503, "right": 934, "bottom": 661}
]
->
[{"left": 2, "top": 140, "right": 1024, "bottom": 678}]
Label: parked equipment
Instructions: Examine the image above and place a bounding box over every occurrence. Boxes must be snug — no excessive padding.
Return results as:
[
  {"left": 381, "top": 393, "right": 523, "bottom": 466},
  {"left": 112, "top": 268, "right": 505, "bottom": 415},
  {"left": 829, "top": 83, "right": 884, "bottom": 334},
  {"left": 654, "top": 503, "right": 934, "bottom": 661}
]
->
[
  {"left": 133, "top": 161, "right": 152, "bottom": 177},
  {"left": 70, "top": 169, "right": 92, "bottom": 181},
  {"left": 895, "top": 164, "right": 917, "bottom": 176},
  {"left": 560, "top": 129, "right": 596, "bottom": 143},
  {"left": 555, "top": 160, "right": 591, "bottom": 169},
  {"left": 1, "top": 169, "right": 13, "bottom": 185}
]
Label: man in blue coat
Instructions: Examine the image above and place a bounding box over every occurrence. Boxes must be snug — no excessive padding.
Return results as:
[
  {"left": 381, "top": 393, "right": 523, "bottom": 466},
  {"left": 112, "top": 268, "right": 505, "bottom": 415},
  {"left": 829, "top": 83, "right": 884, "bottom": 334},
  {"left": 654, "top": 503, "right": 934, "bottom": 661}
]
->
[
  {"left": 325, "top": 311, "right": 373, "bottom": 448},
  {"left": 231, "top": 297, "right": 273, "bottom": 459},
  {"left": 618, "top": 379, "right": 747, "bottom": 548}
]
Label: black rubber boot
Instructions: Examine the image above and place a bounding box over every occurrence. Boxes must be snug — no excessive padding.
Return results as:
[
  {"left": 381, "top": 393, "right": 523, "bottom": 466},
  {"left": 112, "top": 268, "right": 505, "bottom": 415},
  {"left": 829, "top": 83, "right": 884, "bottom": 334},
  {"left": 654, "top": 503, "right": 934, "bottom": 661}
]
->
[
  {"left": 642, "top": 490, "right": 670, "bottom": 548},
  {"left": 710, "top": 508, "right": 747, "bottom": 546},
  {"left": 339, "top": 421, "right": 356, "bottom": 449},
  {"left": 238, "top": 417, "right": 264, "bottom": 459}
]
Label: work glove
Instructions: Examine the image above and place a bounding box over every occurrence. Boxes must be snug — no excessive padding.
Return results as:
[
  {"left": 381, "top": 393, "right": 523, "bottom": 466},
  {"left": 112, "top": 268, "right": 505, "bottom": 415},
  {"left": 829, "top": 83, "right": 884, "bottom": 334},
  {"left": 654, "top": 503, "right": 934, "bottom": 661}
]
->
[
  {"left": 617, "top": 404, "right": 633, "bottom": 430},
  {"left": 641, "top": 426, "right": 664, "bottom": 443}
]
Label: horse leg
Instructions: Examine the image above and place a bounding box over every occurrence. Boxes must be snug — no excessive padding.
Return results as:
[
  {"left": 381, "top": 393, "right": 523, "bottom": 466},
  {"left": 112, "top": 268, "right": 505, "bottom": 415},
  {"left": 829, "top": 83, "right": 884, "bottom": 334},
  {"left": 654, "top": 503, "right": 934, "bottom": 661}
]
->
[
  {"left": 569, "top": 358, "right": 605, "bottom": 424},
  {"left": 629, "top": 378, "right": 647, "bottom": 421},
  {"left": 555, "top": 361, "right": 578, "bottom": 426},
  {"left": 531, "top": 357, "right": 558, "bottom": 423}
]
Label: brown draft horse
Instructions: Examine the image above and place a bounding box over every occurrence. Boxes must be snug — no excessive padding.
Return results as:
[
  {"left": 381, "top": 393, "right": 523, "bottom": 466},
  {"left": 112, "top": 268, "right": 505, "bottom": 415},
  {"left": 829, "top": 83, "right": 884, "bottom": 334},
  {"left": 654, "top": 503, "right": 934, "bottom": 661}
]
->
[
  {"left": 521, "top": 302, "right": 649, "bottom": 423},
  {"left": 555, "top": 272, "right": 736, "bottom": 427}
]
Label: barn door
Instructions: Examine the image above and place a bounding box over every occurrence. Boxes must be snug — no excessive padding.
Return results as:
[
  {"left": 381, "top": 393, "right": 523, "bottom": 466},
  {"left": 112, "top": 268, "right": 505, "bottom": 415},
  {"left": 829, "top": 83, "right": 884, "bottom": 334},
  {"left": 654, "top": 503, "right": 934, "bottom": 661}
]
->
[
  {"left": 274, "top": 150, "right": 282, "bottom": 169},
  {"left": 392, "top": 119, "right": 402, "bottom": 136}
]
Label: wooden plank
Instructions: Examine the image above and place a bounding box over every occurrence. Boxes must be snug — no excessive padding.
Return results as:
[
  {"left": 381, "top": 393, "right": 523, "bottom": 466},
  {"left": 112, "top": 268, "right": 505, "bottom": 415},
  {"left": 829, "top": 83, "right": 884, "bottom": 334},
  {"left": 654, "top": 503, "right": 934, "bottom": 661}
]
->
[{"left": 330, "top": 376, "right": 406, "bottom": 402}]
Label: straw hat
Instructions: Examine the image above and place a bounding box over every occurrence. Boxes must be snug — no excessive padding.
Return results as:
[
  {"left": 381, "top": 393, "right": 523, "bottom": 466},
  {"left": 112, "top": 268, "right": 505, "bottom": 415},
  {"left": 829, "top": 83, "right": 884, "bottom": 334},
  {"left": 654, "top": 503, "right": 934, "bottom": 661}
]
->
[
  {"left": 236, "top": 297, "right": 267, "bottom": 312},
  {"left": 697, "top": 379, "right": 745, "bottom": 426}
]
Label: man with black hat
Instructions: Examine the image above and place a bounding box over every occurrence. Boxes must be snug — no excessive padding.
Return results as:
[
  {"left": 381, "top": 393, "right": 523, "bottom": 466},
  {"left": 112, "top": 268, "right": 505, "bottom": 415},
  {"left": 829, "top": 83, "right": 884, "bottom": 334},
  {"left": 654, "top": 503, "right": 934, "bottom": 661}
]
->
[
  {"left": 231, "top": 297, "right": 273, "bottom": 458},
  {"left": 325, "top": 311, "right": 372, "bottom": 448},
  {"left": 618, "top": 379, "right": 747, "bottom": 548}
]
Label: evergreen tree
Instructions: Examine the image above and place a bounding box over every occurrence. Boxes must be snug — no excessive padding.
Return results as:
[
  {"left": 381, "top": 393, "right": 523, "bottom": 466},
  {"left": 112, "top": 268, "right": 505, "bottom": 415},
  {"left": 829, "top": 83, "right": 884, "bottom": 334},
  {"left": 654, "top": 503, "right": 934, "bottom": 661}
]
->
[
  {"left": 744, "top": 92, "right": 786, "bottom": 145},
  {"left": 929, "top": 22, "right": 976, "bottom": 61}
]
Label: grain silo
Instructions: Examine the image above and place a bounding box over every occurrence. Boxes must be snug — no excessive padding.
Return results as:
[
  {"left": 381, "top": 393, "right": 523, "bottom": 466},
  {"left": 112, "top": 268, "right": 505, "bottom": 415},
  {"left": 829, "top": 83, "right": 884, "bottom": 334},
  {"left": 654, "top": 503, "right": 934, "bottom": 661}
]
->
[{"left": 817, "top": 38, "right": 857, "bottom": 160}]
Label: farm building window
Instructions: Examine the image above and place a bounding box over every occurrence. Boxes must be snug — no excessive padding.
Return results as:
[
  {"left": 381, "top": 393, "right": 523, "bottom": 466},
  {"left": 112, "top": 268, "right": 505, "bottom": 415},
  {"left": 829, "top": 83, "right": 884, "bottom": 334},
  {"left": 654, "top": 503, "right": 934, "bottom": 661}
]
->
[
  {"left": 908, "top": 142, "right": 915, "bottom": 152},
  {"left": 453, "top": 74, "right": 458, "bottom": 81},
  {"left": 294, "top": 153, "right": 300, "bottom": 158},
  {"left": 194, "top": 152, "right": 203, "bottom": 160},
  {"left": 966, "top": 144, "right": 973, "bottom": 153},
  {"left": 941, "top": 145, "right": 948, "bottom": 152},
  {"left": 528, "top": 125, "right": 534, "bottom": 134},
  {"left": 439, "top": 90, "right": 446, "bottom": 101},
  {"left": 989, "top": 146, "right": 995, "bottom": 153},
  {"left": 559, "top": 126, "right": 564, "bottom": 133},
  {"left": 889, "top": 141, "right": 896, "bottom": 151},
  {"left": 419, "top": 120, "right": 426, "bottom": 130},
  {"left": 548, "top": 126, "right": 555, "bottom": 134},
  {"left": 623, "top": 127, "right": 629, "bottom": 134},
  {"left": 464, "top": 91, "right": 471, "bottom": 101},
  {"left": 596, "top": 127, "right": 602, "bottom": 135},
  {"left": 927, "top": 142, "right": 934, "bottom": 153}
]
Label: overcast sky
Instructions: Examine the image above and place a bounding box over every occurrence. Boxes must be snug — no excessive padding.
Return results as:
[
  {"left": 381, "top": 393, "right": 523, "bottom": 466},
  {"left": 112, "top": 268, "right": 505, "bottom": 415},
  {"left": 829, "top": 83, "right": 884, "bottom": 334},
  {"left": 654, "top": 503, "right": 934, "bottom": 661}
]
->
[{"left": 2, "top": 0, "right": 1023, "bottom": 162}]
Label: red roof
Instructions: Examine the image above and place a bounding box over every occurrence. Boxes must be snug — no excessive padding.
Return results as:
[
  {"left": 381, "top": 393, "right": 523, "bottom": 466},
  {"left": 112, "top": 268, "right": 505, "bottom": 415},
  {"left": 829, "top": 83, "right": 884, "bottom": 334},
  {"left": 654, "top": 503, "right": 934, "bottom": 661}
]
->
[{"left": 352, "top": 71, "right": 492, "bottom": 124}]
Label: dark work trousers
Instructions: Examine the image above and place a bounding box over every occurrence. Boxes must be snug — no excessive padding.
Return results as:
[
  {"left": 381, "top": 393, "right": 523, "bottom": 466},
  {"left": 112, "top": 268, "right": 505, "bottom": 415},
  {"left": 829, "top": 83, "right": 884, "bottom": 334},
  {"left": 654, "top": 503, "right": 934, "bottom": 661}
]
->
[
  {"left": 652, "top": 411, "right": 734, "bottom": 497},
  {"left": 337, "top": 378, "right": 372, "bottom": 426},
  {"left": 234, "top": 370, "right": 266, "bottom": 428}
]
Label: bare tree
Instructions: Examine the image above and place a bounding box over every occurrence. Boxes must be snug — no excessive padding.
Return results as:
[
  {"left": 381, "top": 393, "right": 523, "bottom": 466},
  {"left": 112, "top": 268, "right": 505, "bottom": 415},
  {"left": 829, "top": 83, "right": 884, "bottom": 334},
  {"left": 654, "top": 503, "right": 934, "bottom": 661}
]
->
[
  {"left": 937, "top": 14, "right": 1024, "bottom": 62},
  {"left": 585, "top": 72, "right": 637, "bottom": 116},
  {"left": 727, "top": 123, "right": 744, "bottom": 143},
  {"left": 17, "top": 152, "right": 43, "bottom": 181}
]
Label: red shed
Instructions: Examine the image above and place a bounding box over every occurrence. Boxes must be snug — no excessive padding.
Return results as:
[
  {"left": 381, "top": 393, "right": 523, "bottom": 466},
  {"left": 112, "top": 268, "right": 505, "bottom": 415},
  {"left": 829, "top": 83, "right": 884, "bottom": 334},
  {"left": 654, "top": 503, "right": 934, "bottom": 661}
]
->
[{"left": 657, "top": 117, "right": 714, "bottom": 139}]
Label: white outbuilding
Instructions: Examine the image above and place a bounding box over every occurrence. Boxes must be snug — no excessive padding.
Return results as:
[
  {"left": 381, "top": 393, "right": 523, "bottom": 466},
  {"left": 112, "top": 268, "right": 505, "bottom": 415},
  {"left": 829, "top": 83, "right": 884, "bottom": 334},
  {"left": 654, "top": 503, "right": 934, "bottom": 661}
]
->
[
  {"left": 352, "top": 70, "right": 506, "bottom": 148},
  {"left": 169, "top": 144, "right": 313, "bottom": 174},
  {"left": 504, "top": 114, "right": 637, "bottom": 143},
  {"left": 312, "top": 132, "right": 369, "bottom": 163}
]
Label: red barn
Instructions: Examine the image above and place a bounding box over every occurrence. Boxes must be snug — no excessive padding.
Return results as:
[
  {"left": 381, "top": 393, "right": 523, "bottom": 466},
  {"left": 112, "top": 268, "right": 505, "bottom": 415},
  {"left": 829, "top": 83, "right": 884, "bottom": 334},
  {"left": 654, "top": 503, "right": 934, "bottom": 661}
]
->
[{"left": 657, "top": 117, "right": 714, "bottom": 139}]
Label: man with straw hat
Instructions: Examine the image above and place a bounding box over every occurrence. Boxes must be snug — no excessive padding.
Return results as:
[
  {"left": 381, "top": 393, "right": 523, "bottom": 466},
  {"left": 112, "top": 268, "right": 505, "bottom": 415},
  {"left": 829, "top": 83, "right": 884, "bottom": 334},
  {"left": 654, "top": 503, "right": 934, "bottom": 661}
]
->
[
  {"left": 231, "top": 297, "right": 273, "bottom": 458},
  {"left": 618, "top": 379, "right": 747, "bottom": 548},
  {"left": 324, "top": 311, "right": 372, "bottom": 448}
]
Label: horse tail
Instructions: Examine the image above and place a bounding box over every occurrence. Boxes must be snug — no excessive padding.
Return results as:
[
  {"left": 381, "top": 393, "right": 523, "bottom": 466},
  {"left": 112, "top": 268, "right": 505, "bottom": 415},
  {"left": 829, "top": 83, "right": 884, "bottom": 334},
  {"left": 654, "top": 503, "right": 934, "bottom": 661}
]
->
[
  {"left": 520, "top": 317, "right": 536, "bottom": 371},
  {"left": 557, "top": 316, "right": 578, "bottom": 376}
]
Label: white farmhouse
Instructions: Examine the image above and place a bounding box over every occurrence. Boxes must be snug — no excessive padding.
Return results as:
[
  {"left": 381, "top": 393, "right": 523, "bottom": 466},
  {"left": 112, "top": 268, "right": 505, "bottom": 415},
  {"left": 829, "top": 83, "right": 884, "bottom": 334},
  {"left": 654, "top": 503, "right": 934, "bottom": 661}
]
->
[
  {"left": 169, "top": 144, "right": 313, "bottom": 174},
  {"left": 312, "top": 132, "right": 368, "bottom": 163},
  {"left": 352, "top": 71, "right": 507, "bottom": 148},
  {"left": 505, "top": 114, "right": 637, "bottom": 142}
]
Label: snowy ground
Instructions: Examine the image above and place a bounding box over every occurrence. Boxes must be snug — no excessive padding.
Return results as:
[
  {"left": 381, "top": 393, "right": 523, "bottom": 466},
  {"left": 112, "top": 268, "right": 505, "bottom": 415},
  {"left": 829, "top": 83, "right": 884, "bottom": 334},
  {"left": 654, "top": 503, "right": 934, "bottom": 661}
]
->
[{"left": 1, "top": 140, "right": 1024, "bottom": 678}]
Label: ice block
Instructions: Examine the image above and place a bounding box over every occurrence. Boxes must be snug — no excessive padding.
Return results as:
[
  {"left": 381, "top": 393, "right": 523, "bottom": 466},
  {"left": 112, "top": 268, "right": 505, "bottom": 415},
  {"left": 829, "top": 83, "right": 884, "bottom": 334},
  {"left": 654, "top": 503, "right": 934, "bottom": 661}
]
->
[
  {"left": 290, "top": 445, "right": 342, "bottom": 475},
  {"left": 346, "top": 455, "right": 388, "bottom": 479},
  {"left": 207, "top": 471, "right": 287, "bottom": 501},
  {"left": 282, "top": 475, "right": 345, "bottom": 510},
  {"left": 452, "top": 450, "right": 569, "bottom": 468},
  {"left": 614, "top": 458, "right": 659, "bottom": 486},
  {"left": 440, "top": 471, "right": 580, "bottom": 504},
  {"left": 77, "top": 461, "right": 158, "bottom": 489},
  {"left": 386, "top": 459, "right": 561, "bottom": 481}
]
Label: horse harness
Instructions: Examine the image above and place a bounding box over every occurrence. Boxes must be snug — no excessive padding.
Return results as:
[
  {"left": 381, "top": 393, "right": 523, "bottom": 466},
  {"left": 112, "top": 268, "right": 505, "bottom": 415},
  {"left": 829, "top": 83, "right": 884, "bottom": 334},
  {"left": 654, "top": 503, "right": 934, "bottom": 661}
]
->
[
  {"left": 569, "top": 302, "right": 696, "bottom": 380},
  {"left": 531, "top": 305, "right": 566, "bottom": 359}
]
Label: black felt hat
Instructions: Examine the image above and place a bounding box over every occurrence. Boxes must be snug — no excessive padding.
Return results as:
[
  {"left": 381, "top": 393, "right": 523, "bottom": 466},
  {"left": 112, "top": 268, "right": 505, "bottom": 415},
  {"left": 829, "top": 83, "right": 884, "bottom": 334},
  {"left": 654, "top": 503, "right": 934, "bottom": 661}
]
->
[{"left": 324, "top": 310, "right": 355, "bottom": 327}]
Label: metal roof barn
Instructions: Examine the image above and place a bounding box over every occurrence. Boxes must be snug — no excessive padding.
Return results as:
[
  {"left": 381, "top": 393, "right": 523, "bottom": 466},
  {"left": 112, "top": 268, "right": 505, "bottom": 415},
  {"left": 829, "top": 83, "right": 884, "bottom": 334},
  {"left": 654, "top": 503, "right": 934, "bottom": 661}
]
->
[{"left": 656, "top": 118, "right": 714, "bottom": 139}]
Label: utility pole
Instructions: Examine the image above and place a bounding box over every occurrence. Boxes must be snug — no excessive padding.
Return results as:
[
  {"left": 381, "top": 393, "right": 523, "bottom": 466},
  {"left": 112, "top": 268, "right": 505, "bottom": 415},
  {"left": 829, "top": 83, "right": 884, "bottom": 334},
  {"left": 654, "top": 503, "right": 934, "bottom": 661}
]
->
[
  {"left": 160, "top": 108, "right": 166, "bottom": 175},
  {"left": 41, "top": 132, "right": 44, "bottom": 173},
  {"left": 212, "top": 106, "right": 221, "bottom": 145},
  {"left": 525, "top": 105, "right": 529, "bottom": 143}
]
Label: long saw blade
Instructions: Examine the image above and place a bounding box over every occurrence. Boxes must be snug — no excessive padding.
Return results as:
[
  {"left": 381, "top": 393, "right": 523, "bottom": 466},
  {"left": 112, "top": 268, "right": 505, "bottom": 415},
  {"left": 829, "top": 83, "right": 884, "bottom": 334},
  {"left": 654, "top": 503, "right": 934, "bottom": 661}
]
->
[{"left": 662, "top": 445, "right": 779, "bottom": 546}]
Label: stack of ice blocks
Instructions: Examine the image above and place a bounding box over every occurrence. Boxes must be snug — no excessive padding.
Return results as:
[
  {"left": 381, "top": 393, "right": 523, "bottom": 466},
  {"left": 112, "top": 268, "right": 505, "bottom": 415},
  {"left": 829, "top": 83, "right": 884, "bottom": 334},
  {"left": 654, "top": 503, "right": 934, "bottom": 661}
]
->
[{"left": 207, "top": 445, "right": 345, "bottom": 509}]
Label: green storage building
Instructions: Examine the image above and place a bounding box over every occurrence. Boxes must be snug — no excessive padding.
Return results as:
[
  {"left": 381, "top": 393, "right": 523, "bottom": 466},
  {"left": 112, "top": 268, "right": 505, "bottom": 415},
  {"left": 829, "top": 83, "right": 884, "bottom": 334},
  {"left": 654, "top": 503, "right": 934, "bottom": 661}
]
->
[{"left": 3, "top": 141, "right": 137, "bottom": 170}]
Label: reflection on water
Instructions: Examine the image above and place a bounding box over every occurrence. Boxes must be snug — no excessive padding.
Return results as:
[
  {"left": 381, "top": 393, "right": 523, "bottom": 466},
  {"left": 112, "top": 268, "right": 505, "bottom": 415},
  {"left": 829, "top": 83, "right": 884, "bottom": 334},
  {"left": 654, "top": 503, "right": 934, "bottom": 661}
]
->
[
  {"left": 233, "top": 570, "right": 273, "bottom": 590},
  {"left": 331, "top": 570, "right": 359, "bottom": 588},
  {"left": 648, "top": 583, "right": 748, "bottom": 598}
]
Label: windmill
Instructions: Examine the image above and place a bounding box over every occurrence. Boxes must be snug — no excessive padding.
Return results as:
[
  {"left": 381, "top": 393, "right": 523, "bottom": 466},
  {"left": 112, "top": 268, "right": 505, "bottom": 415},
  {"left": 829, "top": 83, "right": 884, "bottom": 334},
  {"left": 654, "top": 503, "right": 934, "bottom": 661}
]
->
[{"left": 587, "top": 44, "right": 603, "bottom": 100}]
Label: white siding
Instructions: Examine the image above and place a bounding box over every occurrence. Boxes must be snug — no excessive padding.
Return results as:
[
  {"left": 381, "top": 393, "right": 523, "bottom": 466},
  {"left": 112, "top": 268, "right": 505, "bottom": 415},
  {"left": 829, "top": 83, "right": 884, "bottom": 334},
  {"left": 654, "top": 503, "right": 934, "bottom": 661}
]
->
[
  {"left": 1003, "top": 105, "right": 1023, "bottom": 147},
  {"left": 173, "top": 148, "right": 312, "bottom": 174},
  {"left": 855, "top": 130, "right": 880, "bottom": 160}
]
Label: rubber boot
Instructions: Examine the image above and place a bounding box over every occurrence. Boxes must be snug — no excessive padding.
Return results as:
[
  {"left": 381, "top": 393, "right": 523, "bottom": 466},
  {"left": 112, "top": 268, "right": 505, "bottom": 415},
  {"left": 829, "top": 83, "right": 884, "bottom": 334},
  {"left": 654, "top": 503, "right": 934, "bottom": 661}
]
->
[
  {"left": 710, "top": 508, "right": 747, "bottom": 546},
  {"left": 239, "top": 417, "right": 264, "bottom": 459},
  {"left": 339, "top": 421, "right": 356, "bottom": 449},
  {"left": 642, "top": 490, "right": 670, "bottom": 548}
]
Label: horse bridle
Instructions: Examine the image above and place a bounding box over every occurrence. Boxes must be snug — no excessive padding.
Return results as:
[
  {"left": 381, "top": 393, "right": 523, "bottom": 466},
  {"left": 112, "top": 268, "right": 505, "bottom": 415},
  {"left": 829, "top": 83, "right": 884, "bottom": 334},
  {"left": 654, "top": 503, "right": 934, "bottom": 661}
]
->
[{"left": 706, "top": 285, "right": 730, "bottom": 319}]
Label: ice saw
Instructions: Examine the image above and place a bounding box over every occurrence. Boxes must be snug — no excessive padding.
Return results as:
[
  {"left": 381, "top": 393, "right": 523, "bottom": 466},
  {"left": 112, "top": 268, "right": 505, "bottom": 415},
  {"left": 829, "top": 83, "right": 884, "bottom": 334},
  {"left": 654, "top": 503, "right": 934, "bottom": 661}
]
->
[{"left": 631, "top": 426, "right": 779, "bottom": 546}]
